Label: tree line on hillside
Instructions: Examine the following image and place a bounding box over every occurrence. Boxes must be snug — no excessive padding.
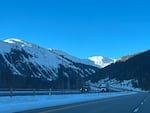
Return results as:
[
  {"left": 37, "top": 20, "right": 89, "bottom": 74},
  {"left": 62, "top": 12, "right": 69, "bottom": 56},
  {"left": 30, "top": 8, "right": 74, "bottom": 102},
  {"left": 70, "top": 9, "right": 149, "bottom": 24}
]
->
[{"left": 91, "top": 50, "right": 150, "bottom": 90}]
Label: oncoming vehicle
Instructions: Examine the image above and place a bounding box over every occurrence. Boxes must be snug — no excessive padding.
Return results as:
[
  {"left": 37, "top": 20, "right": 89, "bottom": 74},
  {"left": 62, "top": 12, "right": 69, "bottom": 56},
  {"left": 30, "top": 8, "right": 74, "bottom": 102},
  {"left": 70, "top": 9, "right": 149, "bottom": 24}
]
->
[{"left": 80, "top": 86, "right": 89, "bottom": 93}]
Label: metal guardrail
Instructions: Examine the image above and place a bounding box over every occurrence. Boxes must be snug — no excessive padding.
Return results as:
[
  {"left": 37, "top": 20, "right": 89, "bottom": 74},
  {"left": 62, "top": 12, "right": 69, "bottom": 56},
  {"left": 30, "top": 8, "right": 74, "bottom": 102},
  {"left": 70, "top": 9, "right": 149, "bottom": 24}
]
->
[
  {"left": 0, "top": 86, "right": 127, "bottom": 97},
  {"left": 0, "top": 89, "right": 101, "bottom": 96}
]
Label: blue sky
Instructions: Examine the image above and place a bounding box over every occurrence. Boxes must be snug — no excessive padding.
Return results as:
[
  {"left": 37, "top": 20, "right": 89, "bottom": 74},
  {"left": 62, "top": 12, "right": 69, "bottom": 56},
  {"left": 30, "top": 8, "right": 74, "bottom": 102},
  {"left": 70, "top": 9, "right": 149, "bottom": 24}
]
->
[{"left": 0, "top": 0, "right": 150, "bottom": 59}]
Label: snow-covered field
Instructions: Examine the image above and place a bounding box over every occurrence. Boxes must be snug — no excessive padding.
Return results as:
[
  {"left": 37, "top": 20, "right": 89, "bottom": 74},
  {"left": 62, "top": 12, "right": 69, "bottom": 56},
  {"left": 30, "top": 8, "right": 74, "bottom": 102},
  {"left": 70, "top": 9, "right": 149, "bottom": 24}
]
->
[{"left": 0, "top": 92, "right": 137, "bottom": 113}]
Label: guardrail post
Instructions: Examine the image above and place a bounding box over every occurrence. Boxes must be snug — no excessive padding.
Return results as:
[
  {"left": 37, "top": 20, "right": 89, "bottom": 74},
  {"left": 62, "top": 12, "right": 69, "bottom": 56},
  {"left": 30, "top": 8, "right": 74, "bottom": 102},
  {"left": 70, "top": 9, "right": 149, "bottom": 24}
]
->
[
  {"left": 10, "top": 88, "right": 13, "bottom": 98},
  {"left": 33, "top": 89, "right": 35, "bottom": 96},
  {"left": 49, "top": 88, "right": 51, "bottom": 96}
]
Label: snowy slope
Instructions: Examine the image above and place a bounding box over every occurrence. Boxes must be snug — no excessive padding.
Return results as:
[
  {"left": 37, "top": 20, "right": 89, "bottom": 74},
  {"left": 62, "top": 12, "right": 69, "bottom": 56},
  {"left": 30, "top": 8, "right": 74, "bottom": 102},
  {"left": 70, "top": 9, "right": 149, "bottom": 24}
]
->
[
  {"left": 88, "top": 56, "right": 116, "bottom": 68},
  {"left": 0, "top": 38, "right": 100, "bottom": 89},
  {"left": 3, "top": 39, "right": 97, "bottom": 75},
  {"left": 2, "top": 38, "right": 62, "bottom": 77}
]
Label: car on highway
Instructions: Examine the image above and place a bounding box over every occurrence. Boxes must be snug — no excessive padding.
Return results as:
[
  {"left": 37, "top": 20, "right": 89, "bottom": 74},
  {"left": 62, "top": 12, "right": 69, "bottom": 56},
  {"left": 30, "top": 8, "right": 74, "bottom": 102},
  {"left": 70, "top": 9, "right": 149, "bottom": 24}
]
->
[{"left": 80, "top": 86, "right": 89, "bottom": 93}]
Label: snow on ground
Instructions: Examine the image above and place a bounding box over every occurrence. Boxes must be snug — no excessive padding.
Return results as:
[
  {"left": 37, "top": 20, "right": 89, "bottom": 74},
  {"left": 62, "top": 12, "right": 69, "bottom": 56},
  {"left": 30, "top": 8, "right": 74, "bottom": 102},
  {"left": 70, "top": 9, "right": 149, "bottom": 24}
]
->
[
  {"left": 90, "top": 79, "right": 142, "bottom": 92},
  {"left": 110, "top": 79, "right": 142, "bottom": 91},
  {"left": 0, "top": 92, "right": 137, "bottom": 113}
]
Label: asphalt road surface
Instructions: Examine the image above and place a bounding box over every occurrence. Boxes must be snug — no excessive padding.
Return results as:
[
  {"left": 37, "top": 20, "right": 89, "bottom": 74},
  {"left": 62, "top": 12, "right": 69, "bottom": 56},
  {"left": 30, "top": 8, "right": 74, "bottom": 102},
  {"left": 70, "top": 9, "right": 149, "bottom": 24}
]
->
[{"left": 18, "top": 92, "right": 150, "bottom": 113}]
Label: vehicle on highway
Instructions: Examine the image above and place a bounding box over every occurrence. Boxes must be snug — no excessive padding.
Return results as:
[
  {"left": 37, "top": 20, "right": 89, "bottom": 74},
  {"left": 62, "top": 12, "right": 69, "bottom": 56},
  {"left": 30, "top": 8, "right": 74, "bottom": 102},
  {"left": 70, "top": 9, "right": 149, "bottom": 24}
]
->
[{"left": 80, "top": 86, "right": 89, "bottom": 93}]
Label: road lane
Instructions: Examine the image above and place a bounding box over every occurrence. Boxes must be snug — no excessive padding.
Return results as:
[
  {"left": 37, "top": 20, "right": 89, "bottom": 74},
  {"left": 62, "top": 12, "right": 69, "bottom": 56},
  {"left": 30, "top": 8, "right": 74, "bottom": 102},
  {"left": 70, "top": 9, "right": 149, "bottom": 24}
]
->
[
  {"left": 138, "top": 93, "right": 150, "bottom": 113},
  {"left": 18, "top": 92, "right": 149, "bottom": 113}
]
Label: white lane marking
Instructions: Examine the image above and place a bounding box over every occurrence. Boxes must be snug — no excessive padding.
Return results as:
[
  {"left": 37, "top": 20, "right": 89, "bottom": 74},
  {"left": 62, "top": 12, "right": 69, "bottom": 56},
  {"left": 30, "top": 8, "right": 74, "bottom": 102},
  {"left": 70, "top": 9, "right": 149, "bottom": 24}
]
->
[
  {"left": 133, "top": 108, "right": 139, "bottom": 113},
  {"left": 133, "top": 94, "right": 150, "bottom": 113}
]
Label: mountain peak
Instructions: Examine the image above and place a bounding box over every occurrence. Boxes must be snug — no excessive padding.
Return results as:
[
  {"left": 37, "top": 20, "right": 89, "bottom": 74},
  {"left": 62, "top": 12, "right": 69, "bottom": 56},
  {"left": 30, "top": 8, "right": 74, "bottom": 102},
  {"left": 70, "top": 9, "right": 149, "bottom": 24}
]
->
[
  {"left": 3, "top": 38, "right": 33, "bottom": 47},
  {"left": 4, "top": 38, "right": 24, "bottom": 43},
  {"left": 88, "top": 56, "right": 116, "bottom": 68}
]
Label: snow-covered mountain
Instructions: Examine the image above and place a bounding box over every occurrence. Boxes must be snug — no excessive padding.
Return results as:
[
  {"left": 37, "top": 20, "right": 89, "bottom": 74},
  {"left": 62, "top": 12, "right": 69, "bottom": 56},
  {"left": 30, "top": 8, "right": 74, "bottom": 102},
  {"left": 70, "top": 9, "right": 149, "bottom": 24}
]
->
[
  {"left": 88, "top": 56, "right": 116, "bottom": 68},
  {"left": 0, "top": 38, "right": 99, "bottom": 89}
]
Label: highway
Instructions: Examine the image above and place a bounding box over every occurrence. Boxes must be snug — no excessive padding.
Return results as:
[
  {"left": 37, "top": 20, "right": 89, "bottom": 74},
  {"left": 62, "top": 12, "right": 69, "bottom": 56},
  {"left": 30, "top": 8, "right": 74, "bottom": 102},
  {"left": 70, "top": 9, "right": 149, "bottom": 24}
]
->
[{"left": 18, "top": 92, "right": 150, "bottom": 113}]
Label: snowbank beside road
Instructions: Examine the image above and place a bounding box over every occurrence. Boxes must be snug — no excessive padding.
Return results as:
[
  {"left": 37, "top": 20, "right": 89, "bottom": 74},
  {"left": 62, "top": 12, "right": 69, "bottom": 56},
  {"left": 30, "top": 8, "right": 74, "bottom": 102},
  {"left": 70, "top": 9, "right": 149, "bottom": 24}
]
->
[{"left": 0, "top": 92, "right": 137, "bottom": 113}]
